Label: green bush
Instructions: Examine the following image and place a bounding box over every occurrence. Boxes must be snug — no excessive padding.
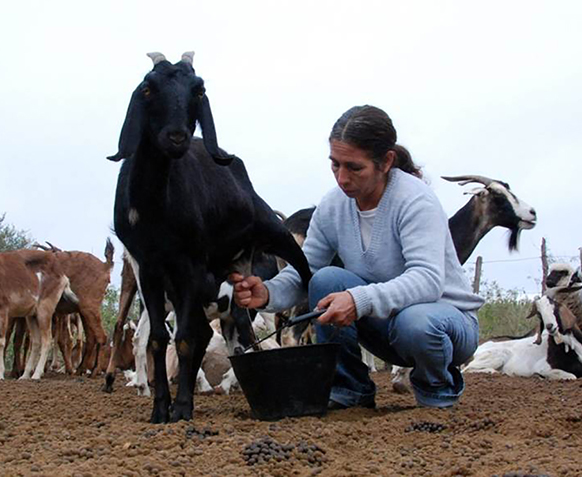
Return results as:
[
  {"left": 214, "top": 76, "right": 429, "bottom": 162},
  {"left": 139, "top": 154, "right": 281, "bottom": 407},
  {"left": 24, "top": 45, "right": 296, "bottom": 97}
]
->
[
  {"left": 477, "top": 280, "right": 535, "bottom": 341},
  {"left": 0, "top": 213, "right": 33, "bottom": 251}
]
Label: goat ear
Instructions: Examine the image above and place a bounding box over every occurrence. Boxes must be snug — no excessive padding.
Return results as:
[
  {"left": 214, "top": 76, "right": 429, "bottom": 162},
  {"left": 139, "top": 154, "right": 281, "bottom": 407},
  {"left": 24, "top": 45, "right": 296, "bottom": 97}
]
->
[
  {"left": 558, "top": 304, "right": 578, "bottom": 331},
  {"left": 525, "top": 302, "right": 539, "bottom": 319},
  {"left": 561, "top": 283, "right": 582, "bottom": 294},
  {"left": 107, "top": 89, "right": 144, "bottom": 162},
  {"left": 198, "top": 94, "right": 235, "bottom": 166}
]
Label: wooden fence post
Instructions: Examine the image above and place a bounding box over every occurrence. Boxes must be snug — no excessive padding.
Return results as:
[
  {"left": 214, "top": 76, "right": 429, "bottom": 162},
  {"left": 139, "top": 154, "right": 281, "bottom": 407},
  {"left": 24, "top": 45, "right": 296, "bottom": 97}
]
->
[
  {"left": 541, "top": 238, "right": 548, "bottom": 294},
  {"left": 473, "top": 256, "right": 482, "bottom": 294}
]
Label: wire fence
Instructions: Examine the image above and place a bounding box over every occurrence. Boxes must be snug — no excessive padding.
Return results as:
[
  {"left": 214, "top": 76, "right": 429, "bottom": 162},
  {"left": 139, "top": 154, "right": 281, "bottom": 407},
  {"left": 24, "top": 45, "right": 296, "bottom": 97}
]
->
[
  {"left": 466, "top": 251, "right": 581, "bottom": 297},
  {"left": 466, "top": 255, "right": 580, "bottom": 266}
]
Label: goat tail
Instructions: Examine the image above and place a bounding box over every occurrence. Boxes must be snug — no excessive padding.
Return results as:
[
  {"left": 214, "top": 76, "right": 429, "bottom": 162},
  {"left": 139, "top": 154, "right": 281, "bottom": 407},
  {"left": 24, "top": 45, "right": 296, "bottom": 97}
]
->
[
  {"left": 61, "top": 277, "right": 80, "bottom": 307},
  {"left": 104, "top": 238, "right": 115, "bottom": 268}
]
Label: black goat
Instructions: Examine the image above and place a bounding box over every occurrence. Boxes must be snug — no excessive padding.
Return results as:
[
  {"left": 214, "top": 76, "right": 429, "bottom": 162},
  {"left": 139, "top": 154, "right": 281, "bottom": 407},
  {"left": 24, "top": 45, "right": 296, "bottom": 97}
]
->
[{"left": 108, "top": 51, "right": 311, "bottom": 423}]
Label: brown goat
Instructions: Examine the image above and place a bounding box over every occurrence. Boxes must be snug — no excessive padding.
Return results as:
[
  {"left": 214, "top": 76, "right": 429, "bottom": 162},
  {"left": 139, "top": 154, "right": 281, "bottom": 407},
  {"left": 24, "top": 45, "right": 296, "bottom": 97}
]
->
[
  {"left": 102, "top": 251, "right": 138, "bottom": 392},
  {"left": 30, "top": 239, "right": 115, "bottom": 375},
  {"left": 0, "top": 250, "right": 71, "bottom": 379},
  {"left": 50, "top": 313, "right": 84, "bottom": 374}
]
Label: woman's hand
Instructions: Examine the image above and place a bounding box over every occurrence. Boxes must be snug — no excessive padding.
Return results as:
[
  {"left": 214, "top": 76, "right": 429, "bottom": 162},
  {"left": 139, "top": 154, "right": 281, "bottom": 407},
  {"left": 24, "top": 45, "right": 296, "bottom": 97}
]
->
[
  {"left": 229, "top": 272, "right": 269, "bottom": 309},
  {"left": 316, "top": 291, "right": 358, "bottom": 327}
]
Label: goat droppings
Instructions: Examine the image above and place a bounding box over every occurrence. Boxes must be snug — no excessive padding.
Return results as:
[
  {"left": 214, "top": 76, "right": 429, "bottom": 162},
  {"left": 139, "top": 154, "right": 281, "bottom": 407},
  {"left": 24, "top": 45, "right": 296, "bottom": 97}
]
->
[
  {"left": 405, "top": 421, "right": 447, "bottom": 433},
  {"left": 242, "top": 436, "right": 327, "bottom": 467},
  {"left": 185, "top": 426, "right": 218, "bottom": 440}
]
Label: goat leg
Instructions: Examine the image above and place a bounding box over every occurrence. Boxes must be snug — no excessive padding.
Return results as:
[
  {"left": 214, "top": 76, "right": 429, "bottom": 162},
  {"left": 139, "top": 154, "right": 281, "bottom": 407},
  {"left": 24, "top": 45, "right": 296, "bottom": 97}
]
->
[
  {"left": 0, "top": 313, "right": 8, "bottom": 379},
  {"left": 104, "top": 263, "right": 138, "bottom": 392},
  {"left": 171, "top": 313, "right": 212, "bottom": 422},
  {"left": 9, "top": 318, "right": 26, "bottom": 378},
  {"left": 140, "top": 272, "right": 171, "bottom": 423},
  {"left": 149, "top": 325, "right": 171, "bottom": 423}
]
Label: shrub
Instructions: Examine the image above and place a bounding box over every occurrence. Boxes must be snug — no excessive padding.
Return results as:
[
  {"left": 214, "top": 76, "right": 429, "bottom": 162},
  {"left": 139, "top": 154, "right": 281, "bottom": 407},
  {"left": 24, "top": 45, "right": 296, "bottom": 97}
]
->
[{"left": 478, "top": 280, "right": 534, "bottom": 340}]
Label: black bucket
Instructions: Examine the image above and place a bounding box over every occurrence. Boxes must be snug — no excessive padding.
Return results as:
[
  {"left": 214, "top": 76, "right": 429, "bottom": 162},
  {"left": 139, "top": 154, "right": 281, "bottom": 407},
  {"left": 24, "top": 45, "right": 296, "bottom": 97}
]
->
[{"left": 229, "top": 343, "right": 340, "bottom": 421}]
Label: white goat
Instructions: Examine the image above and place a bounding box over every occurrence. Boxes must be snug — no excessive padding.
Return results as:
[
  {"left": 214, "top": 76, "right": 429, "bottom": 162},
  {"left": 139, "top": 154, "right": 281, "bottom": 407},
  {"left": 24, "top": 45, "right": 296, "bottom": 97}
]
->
[{"left": 462, "top": 295, "right": 582, "bottom": 379}]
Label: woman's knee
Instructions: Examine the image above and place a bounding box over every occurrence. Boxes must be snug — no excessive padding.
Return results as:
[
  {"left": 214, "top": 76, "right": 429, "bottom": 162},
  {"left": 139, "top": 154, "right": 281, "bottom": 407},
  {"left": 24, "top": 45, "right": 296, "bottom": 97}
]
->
[
  {"left": 308, "top": 267, "right": 365, "bottom": 307},
  {"left": 309, "top": 267, "right": 350, "bottom": 291},
  {"left": 389, "top": 305, "right": 448, "bottom": 358},
  {"left": 392, "top": 305, "right": 436, "bottom": 337}
]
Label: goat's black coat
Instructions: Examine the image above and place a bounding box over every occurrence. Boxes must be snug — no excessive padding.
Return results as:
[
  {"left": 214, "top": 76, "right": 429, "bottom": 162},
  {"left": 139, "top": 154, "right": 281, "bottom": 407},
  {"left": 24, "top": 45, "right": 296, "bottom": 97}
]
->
[
  {"left": 109, "top": 56, "right": 311, "bottom": 423},
  {"left": 546, "top": 338, "right": 582, "bottom": 378},
  {"left": 447, "top": 183, "right": 530, "bottom": 264}
]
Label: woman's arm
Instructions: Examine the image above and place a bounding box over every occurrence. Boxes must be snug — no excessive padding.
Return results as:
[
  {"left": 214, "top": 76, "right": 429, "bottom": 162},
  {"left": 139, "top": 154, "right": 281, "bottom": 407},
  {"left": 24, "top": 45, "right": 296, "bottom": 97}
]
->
[{"left": 262, "top": 205, "right": 338, "bottom": 312}]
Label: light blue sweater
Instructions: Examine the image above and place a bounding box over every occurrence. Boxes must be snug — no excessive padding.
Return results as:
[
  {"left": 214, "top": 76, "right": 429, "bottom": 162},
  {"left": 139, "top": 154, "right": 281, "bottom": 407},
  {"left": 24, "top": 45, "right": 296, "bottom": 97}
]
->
[{"left": 264, "top": 168, "right": 484, "bottom": 319}]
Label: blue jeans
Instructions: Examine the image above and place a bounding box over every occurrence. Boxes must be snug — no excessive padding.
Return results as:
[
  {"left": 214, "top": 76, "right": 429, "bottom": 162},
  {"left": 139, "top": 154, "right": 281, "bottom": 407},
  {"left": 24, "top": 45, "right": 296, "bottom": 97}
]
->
[{"left": 309, "top": 267, "right": 479, "bottom": 408}]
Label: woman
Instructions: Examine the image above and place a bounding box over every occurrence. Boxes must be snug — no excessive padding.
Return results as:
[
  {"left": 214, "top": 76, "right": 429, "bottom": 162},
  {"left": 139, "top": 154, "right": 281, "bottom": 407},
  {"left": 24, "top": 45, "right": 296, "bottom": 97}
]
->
[{"left": 230, "top": 105, "right": 483, "bottom": 409}]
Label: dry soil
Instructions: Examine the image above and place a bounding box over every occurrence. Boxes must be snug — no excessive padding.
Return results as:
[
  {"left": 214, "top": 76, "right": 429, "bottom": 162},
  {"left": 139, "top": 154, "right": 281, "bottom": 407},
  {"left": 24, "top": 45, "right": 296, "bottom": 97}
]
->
[{"left": 0, "top": 371, "right": 580, "bottom": 476}]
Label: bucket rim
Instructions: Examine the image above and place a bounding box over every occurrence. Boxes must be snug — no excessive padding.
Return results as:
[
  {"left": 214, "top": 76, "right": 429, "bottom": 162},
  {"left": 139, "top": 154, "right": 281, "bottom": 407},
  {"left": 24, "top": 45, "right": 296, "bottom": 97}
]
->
[{"left": 228, "top": 342, "right": 341, "bottom": 361}]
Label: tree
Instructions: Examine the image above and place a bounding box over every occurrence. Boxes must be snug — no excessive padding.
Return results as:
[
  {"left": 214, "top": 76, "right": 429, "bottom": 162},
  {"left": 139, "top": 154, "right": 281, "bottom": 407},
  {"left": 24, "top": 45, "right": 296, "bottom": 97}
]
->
[
  {"left": 100, "top": 284, "right": 140, "bottom": 336},
  {"left": 0, "top": 213, "right": 33, "bottom": 251}
]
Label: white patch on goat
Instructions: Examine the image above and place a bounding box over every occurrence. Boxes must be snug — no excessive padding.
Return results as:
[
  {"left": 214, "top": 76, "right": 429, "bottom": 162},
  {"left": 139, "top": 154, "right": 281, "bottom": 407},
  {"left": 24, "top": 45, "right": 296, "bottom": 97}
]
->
[
  {"left": 128, "top": 308, "right": 151, "bottom": 397},
  {"left": 215, "top": 368, "right": 239, "bottom": 394},
  {"left": 361, "top": 348, "right": 377, "bottom": 373},
  {"left": 204, "top": 282, "right": 233, "bottom": 322},
  {"left": 536, "top": 297, "right": 560, "bottom": 335},
  {"left": 195, "top": 368, "right": 214, "bottom": 394},
  {"left": 489, "top": 182, "right": 536, "bottom": 227},
  {"left": 62, "top": 278, "right": 79, "bottom": 305},
  {"left": 253, "top": 312, "right": 276, "bottom": 334},
  {"left": 128, "top": 208, "right": 139, "bottom": 226}
]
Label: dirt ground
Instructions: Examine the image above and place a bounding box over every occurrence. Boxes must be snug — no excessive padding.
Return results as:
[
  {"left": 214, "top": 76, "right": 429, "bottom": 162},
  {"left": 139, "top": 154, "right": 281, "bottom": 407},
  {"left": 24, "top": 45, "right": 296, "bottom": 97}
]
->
[{"left": 0, "top": 370, "right": 581, "bottom": 477}]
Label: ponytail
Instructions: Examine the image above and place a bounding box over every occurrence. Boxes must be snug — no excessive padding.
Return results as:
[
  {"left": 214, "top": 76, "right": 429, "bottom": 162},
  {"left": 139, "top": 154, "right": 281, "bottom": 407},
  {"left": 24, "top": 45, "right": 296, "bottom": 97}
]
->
[{"left": 392, "top": 144, "right": 423, "bottom": 179}]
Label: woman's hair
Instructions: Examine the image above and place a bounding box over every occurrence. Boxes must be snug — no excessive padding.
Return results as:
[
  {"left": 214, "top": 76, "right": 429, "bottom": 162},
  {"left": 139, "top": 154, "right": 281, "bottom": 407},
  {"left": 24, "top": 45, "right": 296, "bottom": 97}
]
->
[{"left": 329, "top": 105, "right": 422, "bottom": 179}]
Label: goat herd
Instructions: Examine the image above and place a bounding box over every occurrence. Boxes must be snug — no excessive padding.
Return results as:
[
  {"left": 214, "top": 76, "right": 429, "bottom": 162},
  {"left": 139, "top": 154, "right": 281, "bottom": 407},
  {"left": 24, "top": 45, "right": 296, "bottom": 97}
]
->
[{"left": 1, "top": 52, "right": 580, "bottom": 430}]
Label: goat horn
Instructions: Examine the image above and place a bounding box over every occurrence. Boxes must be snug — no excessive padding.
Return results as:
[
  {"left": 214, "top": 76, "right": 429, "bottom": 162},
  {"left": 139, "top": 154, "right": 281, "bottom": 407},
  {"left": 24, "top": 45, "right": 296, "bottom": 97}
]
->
[
  {"left": 33, "top": 242, "right": 49, "bottom": 251},
  {"left": 181, "top": 51, "right": 195, "bottom": 65},
  {"left": 441, "top": 175, "right": 495, "bottom": 187},
  {"left": 146, "top": 52, "right": 167, "bottom": 65},
  {"left": 45, "top": 241, "right": 62, "bottom": 252},
  {"left": 273, "top": 210, "right": 288, "bottom": 222}
]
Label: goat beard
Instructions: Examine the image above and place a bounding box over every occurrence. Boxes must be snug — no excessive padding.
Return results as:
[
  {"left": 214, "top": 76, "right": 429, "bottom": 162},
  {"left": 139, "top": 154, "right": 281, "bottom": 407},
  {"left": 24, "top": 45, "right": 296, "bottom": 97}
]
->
[{"left": 508, "top": 228, "right": 521, "bottom": 252}]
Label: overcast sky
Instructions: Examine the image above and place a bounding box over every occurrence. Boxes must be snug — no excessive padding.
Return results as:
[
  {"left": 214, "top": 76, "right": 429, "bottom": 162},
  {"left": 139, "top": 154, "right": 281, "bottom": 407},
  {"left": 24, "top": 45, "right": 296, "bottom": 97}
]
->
[{"left": 1, "top": 0, "right": 580, "bottom": 295}]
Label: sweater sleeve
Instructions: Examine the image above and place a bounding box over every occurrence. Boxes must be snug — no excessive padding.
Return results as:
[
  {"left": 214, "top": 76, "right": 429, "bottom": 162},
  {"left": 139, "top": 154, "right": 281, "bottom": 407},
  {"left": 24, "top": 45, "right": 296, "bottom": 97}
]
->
[
  {"left": 263, "top": 205, "right": 337, "bottom": 312},
  {"left": 348, "top": 193, "right": 448, "bottom": 319}
]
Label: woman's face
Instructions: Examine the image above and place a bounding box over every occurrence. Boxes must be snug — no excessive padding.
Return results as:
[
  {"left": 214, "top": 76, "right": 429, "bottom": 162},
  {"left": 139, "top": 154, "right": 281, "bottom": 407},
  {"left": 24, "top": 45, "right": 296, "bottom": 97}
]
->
[{"left": 329, "top": 140, "right": 393, "bottom": 210}]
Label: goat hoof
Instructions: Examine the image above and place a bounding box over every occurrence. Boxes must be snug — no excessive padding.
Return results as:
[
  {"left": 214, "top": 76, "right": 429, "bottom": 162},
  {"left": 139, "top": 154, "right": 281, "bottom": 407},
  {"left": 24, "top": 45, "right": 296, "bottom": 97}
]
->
[
  {"left": 150, "top": 404, "right": 171, "bottom": 424},
  {"left": 392, "top": 382, "right": 411, "bottom": 394},
  {"left": 170, "top": 402, "right": 193, "bottom": 422},
  {"left": 102, "top": 374, "right": 115, "bottom": 393}
]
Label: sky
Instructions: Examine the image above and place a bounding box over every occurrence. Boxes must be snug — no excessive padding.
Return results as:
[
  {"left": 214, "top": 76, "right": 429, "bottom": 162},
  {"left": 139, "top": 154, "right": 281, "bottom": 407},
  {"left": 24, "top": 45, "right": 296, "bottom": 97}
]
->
[{"left": 0, "top": 0, "right": 580, "bottom": 296}]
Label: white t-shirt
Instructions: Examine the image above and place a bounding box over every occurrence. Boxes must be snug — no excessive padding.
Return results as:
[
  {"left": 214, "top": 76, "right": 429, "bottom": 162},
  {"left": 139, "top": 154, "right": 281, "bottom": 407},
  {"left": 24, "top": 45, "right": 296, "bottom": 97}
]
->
[{"left": 357, "top": 206, "right": 377, "bottom": 251}]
